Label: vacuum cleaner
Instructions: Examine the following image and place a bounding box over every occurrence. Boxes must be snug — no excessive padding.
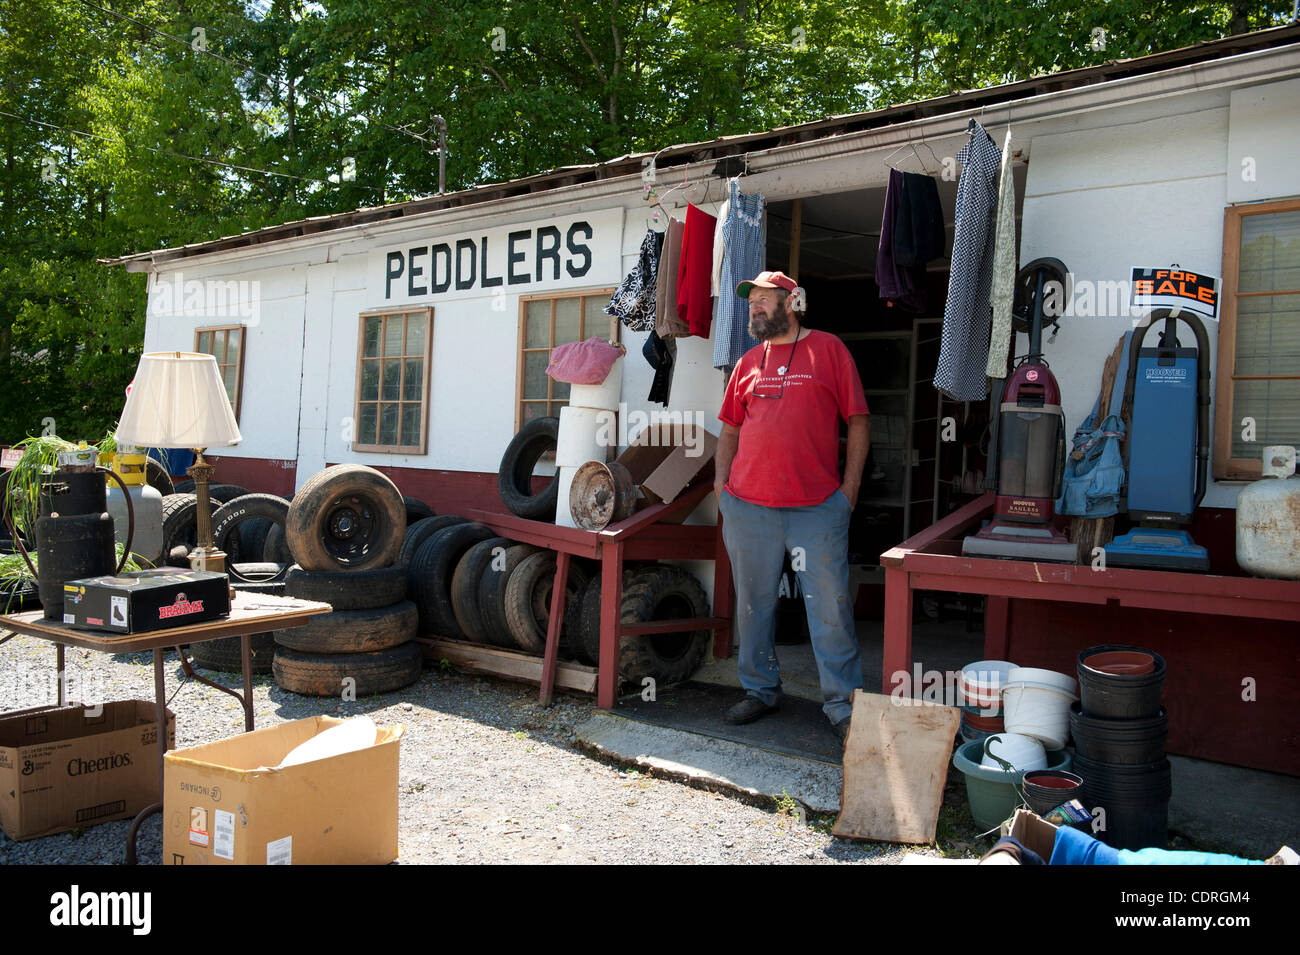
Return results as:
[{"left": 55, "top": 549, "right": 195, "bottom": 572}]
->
[
  {"left": 963, "top": 259, "right": 1075, "bottom": 562},
  {"left": 1104, "top": 308, "right": 1211, "bottom": 571}
]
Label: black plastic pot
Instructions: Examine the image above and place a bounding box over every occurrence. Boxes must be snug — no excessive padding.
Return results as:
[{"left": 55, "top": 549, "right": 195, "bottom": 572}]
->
[
  {"left": 1077, "top": 644, "right": 1166, "bottom": 719},
  {"left": 35, "top": 512, "right": 115, "bottom": 620},
  {"left": 38, "top": 470, "right": 108, "bottom": 518},
  {"left": 1069, "top": 701, "right": 1168, "bottom": 764},
  {"left": 1073, "top": 753, "right": 1171, "bottom": 850},
  {"left": 1022, "top": 770, "right": 1085, "bottom": 815}
]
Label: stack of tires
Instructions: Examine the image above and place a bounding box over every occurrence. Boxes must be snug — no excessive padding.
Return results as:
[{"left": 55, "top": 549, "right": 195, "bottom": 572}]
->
[
  {"left": 185, "top": 491, "right": 292, "bottom": 676},
  {"left": 1071, "top": 645, "right": 1171, "bottom": 850},
  {"left": 573, "top": 564, "right": 712, "bottom": 689},
  {"left": 270, "top": 465, "right": 424, "bottom": 698}
]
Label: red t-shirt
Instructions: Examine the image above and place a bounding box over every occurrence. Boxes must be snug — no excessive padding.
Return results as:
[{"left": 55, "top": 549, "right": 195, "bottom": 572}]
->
[{"left": 719, "top": 328, "right": 870, "bottom": 507}]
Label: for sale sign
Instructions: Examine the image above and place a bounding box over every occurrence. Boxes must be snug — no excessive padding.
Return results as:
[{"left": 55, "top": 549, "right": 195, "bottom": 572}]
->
[{"left": 1130, "top": 267, "right": 1219, "bottom": 320}]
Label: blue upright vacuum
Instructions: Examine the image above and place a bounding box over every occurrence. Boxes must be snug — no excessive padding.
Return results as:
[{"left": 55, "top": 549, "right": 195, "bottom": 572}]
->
[{"left": 1104, "top": 308, "right": 1212, "bottom": 571}]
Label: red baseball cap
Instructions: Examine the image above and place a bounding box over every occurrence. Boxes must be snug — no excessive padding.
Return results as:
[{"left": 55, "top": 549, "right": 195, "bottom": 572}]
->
[{"left": 736, "top": 270, "right": 797, "bottom": 299}]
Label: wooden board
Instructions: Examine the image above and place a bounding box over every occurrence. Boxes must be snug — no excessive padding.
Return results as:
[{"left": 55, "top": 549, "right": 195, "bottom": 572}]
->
[
  {"left": 832, "top": 690, "right": 961, "bottom": 843},
  {"left": 419, "top": 638, "right": 598, "bottom": 694}
]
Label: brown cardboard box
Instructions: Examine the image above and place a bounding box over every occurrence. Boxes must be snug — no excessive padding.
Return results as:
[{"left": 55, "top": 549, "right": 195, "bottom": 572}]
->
[
  {"left": 163, "top": 715, "right": 403, "bottom": 865},
  {"left": 615, "top": 421, "right": 717, "bottom": 515},
  {"left": 0, "top": 701, "right": 175, "bottom": 841}
]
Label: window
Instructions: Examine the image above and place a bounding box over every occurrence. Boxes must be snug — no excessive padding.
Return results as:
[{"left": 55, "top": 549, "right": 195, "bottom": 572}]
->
[
  {"left": 517, "top": 289, "right": 617, "bottom": 429},
  {"left": 194, "top": 325, "right": 246, "bottom": 421},
  {"left": 354, "top": 307, "right": 433, "bottom": 453},
  {"left": 1214, "top": 199, "right": 1300, "bottom": 480}
]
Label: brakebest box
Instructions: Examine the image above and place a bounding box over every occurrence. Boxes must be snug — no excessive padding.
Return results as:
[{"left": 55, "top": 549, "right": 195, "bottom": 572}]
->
[
  {"left": 0, "top": 701, "right": 175, "bottom": 841},
  {"left": 163, "top": 715, "right": 403, "bottom": 865}
]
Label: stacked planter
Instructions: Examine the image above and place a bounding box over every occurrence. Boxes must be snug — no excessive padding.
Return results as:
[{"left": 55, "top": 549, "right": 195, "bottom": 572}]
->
[
  {"left": 271, "top": 466, "right": 423, "bottom": 697},
  {"left": 1072, "top": 645, "right": 1171, "bottom": 850},
  {"left": 959, "top": 660, "right": 1014, "bottom": 742}
]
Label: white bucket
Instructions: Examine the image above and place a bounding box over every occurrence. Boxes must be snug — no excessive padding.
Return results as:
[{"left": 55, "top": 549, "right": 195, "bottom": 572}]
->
[
  {"left": 980, "top": 733, "right": 1046, "bottom": 772},
  {"left": 556, "top": 405, "right": 616, "bottom": 467},
  {"left": 569, "top": 356, "right": 623, "bottom": 411},
  {"left": 1007, "top": 667, "right": 1076, "bottom": 696},
  {"left": 1002, "top": 680, "right": 1077, "bottom": 750},
  {"left": 555, "top": 465, "right": 580, "bottom": 528},
  {"left": 961, "top": 660, "right": 1017, "bottom": 709}
]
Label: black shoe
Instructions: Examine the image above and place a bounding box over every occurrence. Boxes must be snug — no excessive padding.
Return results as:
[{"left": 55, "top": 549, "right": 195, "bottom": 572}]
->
[{"left": 725, "top": 695, "right": 779, "bottom": 725}]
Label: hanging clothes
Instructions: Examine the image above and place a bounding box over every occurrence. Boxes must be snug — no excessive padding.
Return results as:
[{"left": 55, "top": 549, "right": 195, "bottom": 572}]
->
[
  {"left": 711, "top": 197, "right": 731, "bottom": 296},
  {"left": 894, "top": 171, "right": 945, "bottom": 267},
  {"left": 605, "top": 228, "right": 663, "bottom": 332},
  {"left": 986, "top": 128, "right": 1018, "bottom": 379},
  {"left": 934, "top": 120, "right": 1001, "bottom": 401},
  {"left": 676, "top": 203, "right": 718, "bottom": 338},
  {"left": 713, "top": 178, "right": 765, "bottom": 369},
  {"left": 654, "top": 216, "right": 689, "bottom": 339},
  {"left": 643, "top": 329, "right": 675, "bottom": 406},
  {"left": 876, "top": 169, "right": 927, "bottom": 312}
]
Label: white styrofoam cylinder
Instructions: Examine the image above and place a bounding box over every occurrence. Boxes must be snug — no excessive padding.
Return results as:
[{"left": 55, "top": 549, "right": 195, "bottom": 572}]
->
[
  {"left": 568, "top": 356, "right": 623, "bottom": 411},
  {"left": 555, "top": 465, "right": 580, "bottom": 528},
  {"left": 556, "top": 405, "right": 616, "bottom": 468}
]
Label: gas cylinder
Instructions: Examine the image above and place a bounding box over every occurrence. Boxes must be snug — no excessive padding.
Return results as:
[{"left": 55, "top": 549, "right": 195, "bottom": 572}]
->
[
  {"left": 1235, "top": 446, "right": 1300, "bottom": 579},
  {"left": 105, "top": 444, "right": 164, "bottom": 567}
]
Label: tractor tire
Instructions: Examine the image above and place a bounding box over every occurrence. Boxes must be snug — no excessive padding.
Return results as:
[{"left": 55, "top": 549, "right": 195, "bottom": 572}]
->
[
  {"left": 272, "top": 642, "right": 422, "bottom": 698},
  {"left": 273, "top": 601, "right": 418, "bottom": 654},
  {"left": 210, "top": 494, "right": 291, "bottom": 577},
  {"left": 284, "top": 563, "right": 408, "bottom": 611},
  {"left": 496, "top": 417, "right": 560, "bottom": 520},
  {"left": 579, "top": 565, "right": 711, "bottom": 688},
  {"left": 503, "top": 551, "right": 591, "bottom": 655},
  {"left": 476, "top": 543, "right": 541, "bottom": 648},
  {"left": 449, "top": 537, "right": 511, "bottom": 644},
  {"left": 285, "top": 464, "right": 405, "bottom": 571},
  {"left": 409, "top": 523, "right": 496, "bottom": 637}
]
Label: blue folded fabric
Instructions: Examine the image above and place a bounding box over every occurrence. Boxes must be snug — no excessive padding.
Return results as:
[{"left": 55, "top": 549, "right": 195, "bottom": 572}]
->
[{"left": 1050, "top": 823, "right": 1263, "bottom": 865}]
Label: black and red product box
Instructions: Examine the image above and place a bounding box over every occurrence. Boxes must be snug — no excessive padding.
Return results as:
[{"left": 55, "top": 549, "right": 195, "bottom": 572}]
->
[{"left": 62, "top": 569, "right": 231, "bottom": 633}]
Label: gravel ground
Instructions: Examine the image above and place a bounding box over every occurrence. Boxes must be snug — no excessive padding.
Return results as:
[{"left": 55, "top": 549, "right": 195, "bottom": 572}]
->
[{"left": 0, "top": 635, "right": 973, "bottom": 865}]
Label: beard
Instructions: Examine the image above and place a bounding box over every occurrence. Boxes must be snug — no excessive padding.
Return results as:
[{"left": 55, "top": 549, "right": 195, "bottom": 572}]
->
[{"left": 748, "top": 298, "right": 792, "bottom": 341}]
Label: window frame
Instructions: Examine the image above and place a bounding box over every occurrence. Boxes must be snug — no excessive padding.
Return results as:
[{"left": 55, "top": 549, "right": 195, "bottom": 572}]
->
[
  {"left": 352, "top": 306, "right": 435, "bottom": 455},
  {"left": 1214, "top": 197, "right": 1300, "bottom": 481},
  {"left": 516, "top": 288, "right": 618, "bottom": 431},
  {"left": 194, "top": 323, "right": 247, "bottom": 423}
]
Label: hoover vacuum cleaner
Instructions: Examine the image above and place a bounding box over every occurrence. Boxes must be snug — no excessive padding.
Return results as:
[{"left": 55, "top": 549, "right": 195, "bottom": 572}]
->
[
  {"left": 963, "top": 259, "right": 1075, "bottom": 562},
  {"left": 1104, "top": 307, "right": 1211, "bottom": 571}
]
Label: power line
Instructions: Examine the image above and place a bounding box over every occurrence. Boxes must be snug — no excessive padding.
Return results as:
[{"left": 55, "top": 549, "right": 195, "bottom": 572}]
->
[
  {"left": 77, "top": 0, "right": 441, "bottom": 150},
  {"left": 0, "top": 107, "right": 331, "bottom": 185}
]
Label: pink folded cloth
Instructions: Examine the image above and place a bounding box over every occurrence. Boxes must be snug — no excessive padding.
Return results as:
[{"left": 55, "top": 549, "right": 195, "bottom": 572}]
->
[{"left": 546, "top": 337, "right": 625, "bottom": 385}]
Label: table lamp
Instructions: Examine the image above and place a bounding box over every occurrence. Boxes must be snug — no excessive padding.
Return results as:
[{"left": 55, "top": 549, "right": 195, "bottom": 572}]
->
[{"left": 116, "top": 352, "right": 243, "bottom": 572}]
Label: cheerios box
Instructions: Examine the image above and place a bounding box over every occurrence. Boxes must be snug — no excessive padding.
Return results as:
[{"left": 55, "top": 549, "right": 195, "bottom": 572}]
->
[
  {"left": 0, "top": 701, "right": 175, "bottom": 841},
  {"left": 163, "top": 715, "right": 402, "bottom": 865}
]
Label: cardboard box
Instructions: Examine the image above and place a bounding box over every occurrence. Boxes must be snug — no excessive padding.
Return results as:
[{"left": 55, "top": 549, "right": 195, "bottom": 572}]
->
[
  {"left": 63, "top": 569, "right": 230, "bottom": 633},
  {"left": 985, "top": 808, "right": 1061, "bottom": 864},
  {"left": 615, "top": 421, "right": 717, "bottom": 512},
  {"left": 163, "top": 715, "right": 403, "bottom": 865},
  {"left": 0, "top": 701, "right": 175, "bottom": 841}
]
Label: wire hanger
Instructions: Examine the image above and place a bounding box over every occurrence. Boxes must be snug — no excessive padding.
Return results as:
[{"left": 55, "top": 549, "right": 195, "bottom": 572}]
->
[
  {"left": 883, "top": 139, "right": 940, "bottom": 176},
  {"left": 649, "top": 161, "right": 691, "bottom": 213}
]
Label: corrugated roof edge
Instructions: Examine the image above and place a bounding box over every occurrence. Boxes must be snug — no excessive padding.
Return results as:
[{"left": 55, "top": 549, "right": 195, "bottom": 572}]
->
[{"left": 101, "top": 21, "right": 1300, "bottom": 268}]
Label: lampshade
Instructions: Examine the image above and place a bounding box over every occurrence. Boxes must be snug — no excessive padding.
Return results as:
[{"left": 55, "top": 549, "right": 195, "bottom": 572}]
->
[{"left": 116, "top": 352, "right": 243, "bottom": 449}]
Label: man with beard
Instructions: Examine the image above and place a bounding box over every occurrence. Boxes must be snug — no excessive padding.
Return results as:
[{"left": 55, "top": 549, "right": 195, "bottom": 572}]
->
[{"left": 714, "top": 271, "right": 870, "bottom": 743}]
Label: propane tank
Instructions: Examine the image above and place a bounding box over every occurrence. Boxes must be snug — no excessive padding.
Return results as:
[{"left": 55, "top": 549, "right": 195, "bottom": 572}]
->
[
  {"left": 105, "top": 444, "right": 164, "bottom": 567},
  {"left": 1236, "top": 446, "right": 1300, "bottom": 579}
]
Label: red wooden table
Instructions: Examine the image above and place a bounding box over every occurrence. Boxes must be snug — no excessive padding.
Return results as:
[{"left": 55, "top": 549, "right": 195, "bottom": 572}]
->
[
  {"left": 466, "top": 479, "right": 734, "bottom": 708},
  {"left": 880, "top": 492, "right": 1300, "bottom": 696}
]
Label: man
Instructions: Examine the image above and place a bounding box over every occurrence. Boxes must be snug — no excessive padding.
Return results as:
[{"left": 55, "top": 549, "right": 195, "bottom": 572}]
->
[{"left": 714, "top": 270, "right": 870, "bottom": 743}]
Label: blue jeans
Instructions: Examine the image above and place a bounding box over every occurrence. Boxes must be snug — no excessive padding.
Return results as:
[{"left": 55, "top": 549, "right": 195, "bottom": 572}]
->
[{"left": 717, "top": 488, "right": 863, "bottom": 724}]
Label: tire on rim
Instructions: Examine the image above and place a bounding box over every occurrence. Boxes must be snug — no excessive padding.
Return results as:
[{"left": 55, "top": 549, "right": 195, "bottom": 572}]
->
[
  {"left": 449, "top": 537, "right": 511, "bottom": 644},
  {"left": 273, "top": 601, "right": 417, "bottom": 654},
  {"left": 285, "top": 465, "right": 406, "bottom": 571},
  {"left": 210, "top": 493, "right": 291, "bottom": 579},
  {"left": 284, "top": 563, "right": 408, "bottom": 610},
  {"left": 496, "top": 417, "right": 560, "bottom": 520},
  {"left": 476, "top": 543, "right": 540, "bottom": 648},
  {"left": 272, "top": 642, "right": 422, "bottom": 697},
  {"left": 579, "top": 565, "right": 711, "bottom": 687},
  {"left": 409, "top": 523, "right": 496, "bottom": 637},
  {"left": 503, "top": 551, "right": 591, "bottom": 654}
]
